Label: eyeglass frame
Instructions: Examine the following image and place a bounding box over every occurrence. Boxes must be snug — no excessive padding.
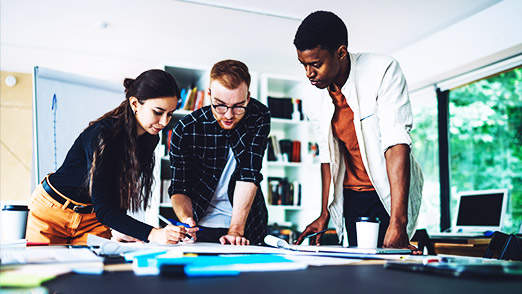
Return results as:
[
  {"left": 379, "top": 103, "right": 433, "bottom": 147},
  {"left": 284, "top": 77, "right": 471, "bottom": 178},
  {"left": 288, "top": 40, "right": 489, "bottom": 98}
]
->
[
  {"left": 209, "top": 89, "right": 249, "bottom": 115},
  {"left": 211, "top": 103, "right": 248, "bottom": 115}
]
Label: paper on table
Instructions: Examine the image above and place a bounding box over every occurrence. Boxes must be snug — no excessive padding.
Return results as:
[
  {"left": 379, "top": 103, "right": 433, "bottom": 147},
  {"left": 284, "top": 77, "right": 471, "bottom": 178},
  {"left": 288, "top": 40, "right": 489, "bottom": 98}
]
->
[
  {"left": 264, "top": 235, "right": 411, "bottom": 257},
  {"left": 152, "top": 242, "right": 286, "bottom": 255},
  {"left": 0, "top": 239, "right": 27, "bottom": 248},
  {"left": 88, "top": 234, "right": 288, "bottom": 256},
  {"left": 86, "top": 234, "right": 145, "bottom": 255},
  {"left": 264, "top": 235, "right": 295, "bottom": 250},
  {"left": 283, "top": 255, "right": 363, "bottom": 266}
]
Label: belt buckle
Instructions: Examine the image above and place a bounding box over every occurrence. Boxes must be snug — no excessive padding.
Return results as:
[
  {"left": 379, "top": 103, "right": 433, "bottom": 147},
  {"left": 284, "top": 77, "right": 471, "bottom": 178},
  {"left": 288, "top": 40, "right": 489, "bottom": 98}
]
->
[{"left": 73, "top": 205, "right": 92, "bottom": 214}]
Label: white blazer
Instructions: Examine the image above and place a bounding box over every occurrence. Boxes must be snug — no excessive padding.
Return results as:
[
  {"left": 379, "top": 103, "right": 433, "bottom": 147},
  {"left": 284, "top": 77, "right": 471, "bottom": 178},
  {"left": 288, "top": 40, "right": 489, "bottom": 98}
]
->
[{"left": 303, "top": 52, "right": 424, "bottom": 242}]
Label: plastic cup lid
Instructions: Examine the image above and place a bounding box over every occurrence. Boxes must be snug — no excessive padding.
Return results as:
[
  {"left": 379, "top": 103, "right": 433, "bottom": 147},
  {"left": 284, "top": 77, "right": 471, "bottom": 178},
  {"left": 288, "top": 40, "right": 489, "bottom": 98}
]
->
[
  {"left": 356, "top": 216, "right": 380, "bottom": 223},
  {"left": 2, "top": 205, "right": 29, "bottom": 211}
]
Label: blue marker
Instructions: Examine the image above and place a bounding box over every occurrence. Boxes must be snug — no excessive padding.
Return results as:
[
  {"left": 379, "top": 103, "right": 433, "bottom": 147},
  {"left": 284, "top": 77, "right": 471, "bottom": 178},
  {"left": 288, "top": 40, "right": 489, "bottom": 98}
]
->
[
  {"left": 171, "top": 220, "right": 203, "bottom": 231},
  {"left": 157, "top": 215, "right": 202, "bottom": 231},
  {"left": 157, "top": 215, "right": 195, "bottom": 239}
]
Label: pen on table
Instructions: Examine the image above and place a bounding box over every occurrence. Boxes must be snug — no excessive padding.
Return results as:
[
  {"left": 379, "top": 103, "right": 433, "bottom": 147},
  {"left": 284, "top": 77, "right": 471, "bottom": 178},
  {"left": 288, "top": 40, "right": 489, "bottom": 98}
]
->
[
  {"left": 157, "top": 215, "right": 193, "bottom": 240},
  {"left": 304, "top": 229, "right": 329, "bottom": 239}
]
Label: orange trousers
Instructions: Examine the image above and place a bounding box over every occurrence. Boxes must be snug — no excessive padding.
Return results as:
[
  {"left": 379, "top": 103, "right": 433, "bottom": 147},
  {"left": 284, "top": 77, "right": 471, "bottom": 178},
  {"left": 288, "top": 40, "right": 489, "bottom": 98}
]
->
[{"left": 26, "top": 182, "right": 111, "bottom": 245}]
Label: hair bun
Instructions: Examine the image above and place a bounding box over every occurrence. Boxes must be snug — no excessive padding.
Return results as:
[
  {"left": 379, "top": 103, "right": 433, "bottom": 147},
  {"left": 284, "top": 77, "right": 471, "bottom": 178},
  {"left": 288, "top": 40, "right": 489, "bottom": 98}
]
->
[{"left": 123, "top": 78, "right": 135, "bottom": 91}]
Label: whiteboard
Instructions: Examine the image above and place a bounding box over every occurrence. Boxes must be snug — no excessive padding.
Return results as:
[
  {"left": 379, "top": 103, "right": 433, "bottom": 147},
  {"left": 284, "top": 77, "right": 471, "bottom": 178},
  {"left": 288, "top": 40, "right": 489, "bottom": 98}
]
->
[{"left": 32, "top": 67, "right": 125, "bottom": 187}]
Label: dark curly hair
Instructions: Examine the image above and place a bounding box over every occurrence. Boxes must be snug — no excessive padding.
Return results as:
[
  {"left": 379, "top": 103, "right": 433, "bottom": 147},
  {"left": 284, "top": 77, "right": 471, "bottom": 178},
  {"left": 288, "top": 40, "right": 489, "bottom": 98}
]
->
[
  {"left": 293, "top": 11, "right": 348, "bottom": 53},
  {"left": 89, "top": 69, "right": 180, "bottom": 212}
]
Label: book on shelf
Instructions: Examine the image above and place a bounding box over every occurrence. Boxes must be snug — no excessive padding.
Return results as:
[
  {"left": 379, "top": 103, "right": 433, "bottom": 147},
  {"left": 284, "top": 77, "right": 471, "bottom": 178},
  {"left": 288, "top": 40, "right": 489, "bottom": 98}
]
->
[
  {"left": 267, "top": 177, "right": 301, "bottom": 206},
  {"left": 291, "top": 140, "right": 301, "bottom": 162},
  {"left": 179, "top": 87, "right": 209, "bottom": 111},
  {"left": 267, "top": 136, "right": 301, "bottom": 163},
  {"left": 267, "top": 97, "right": 303, "bottom": 120}
]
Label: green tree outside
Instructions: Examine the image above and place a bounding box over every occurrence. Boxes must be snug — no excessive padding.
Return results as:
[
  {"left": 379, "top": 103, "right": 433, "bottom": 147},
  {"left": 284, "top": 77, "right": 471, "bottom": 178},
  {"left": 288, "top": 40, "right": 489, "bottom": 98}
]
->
[{"left": 448, "top": 67, "right": 522, "bottom": 233}]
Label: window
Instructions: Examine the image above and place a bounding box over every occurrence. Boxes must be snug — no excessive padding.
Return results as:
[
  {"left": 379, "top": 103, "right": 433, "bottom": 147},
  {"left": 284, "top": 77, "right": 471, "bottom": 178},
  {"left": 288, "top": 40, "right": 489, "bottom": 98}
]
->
[{"left": 447, "top": 67, "right": 522, "bottom": 232}]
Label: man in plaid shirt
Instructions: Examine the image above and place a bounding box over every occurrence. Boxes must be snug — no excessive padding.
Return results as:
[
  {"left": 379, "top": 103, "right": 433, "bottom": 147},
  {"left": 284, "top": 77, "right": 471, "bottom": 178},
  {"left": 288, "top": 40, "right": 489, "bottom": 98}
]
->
[{"left": 168, "top": 60, "right": 270, "bottom": 245}]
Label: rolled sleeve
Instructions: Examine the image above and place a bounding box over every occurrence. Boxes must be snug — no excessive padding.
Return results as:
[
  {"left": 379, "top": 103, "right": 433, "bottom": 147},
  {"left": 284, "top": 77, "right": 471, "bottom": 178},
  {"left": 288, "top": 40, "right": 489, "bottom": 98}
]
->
[{"left": 376, "top": 59, "right": 413, "bottom": 154}]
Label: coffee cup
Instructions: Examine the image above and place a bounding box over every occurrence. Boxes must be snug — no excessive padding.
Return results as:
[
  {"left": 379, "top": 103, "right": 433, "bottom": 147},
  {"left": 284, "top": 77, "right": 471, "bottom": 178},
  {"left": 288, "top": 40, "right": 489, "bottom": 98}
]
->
[
  {"left": 356, "top": 216, "right": 380, "bottom": 248},
  {"left": 1, "top": 205, "right": 29, "bottom": 241}
]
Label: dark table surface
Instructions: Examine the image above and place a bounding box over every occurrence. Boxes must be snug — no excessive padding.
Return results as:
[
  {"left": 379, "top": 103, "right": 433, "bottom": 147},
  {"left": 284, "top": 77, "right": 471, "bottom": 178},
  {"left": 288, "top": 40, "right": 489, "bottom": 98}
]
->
[{"left": 43, "top": 264, "right": 522, "bottom": 294}]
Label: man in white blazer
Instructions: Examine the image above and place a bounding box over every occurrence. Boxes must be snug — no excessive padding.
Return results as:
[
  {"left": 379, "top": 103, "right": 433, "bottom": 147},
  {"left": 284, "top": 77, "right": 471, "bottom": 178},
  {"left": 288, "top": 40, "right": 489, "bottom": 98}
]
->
[{"left": 294, "top": 11, "right": 423, "bottom": 252}]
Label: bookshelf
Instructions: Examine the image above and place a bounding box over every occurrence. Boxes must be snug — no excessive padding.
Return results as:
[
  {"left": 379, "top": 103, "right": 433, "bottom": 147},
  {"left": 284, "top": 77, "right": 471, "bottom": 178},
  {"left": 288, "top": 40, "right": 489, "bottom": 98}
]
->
[
  {"left": 152, "top": 67, "right": 319, "bottom": 231},
  {"left": 259, "top": 74, "right": 321, "bottom": 231},
  {"left": 153, "top": 65, "right": 260, "bottom": 219}
]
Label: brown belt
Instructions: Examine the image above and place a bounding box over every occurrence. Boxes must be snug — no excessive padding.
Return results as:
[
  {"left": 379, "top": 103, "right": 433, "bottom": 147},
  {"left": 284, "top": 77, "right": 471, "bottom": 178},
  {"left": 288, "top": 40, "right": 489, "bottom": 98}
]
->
[{"left": 42, "top": 178, "right": 94, "bottom": 214}]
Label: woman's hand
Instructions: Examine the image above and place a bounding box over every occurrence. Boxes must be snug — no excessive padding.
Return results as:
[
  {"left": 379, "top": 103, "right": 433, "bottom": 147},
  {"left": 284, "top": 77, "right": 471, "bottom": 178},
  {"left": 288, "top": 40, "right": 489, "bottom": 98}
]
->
[
  {"left": 148, "top": 225, "right": 187, "bottom": 244},
  {"left": 111, "top": 230, "right": 142, "bottom": 243}
]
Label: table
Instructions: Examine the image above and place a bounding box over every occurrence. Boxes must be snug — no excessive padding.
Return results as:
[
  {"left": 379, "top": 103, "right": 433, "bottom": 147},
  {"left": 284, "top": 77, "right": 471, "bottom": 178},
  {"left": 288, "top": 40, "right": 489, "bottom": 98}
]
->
[
  {"left": 430, "top": 237, "right": 490, "bottom": 257},
  {"left": 43, "top": 263, "right": 522, "bottom": 294}
]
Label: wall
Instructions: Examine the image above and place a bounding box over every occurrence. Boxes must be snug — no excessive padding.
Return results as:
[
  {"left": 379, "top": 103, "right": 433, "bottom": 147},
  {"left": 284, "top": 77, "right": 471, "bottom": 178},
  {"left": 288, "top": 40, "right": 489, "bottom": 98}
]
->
[
  {"left": 0, "top": 71, "right": 33, "bottom": 202},
  {"left": 393, "top": 0, "right": 522, "bottom": 90}
]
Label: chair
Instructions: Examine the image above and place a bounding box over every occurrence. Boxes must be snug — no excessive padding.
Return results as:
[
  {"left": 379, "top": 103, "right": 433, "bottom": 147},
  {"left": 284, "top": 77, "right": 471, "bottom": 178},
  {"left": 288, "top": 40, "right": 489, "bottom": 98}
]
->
[
  {"left": 483, "top": 231, "right": 509, "bottom": 259},
  {"left": 498, "top": 234, "right": 522, "bottom": 261},
  {"left": 484, "top": 231, "right": 522, "bottom": 261},
  {"left": 411, "top": 229, "right": 436, "bottom": 255}
]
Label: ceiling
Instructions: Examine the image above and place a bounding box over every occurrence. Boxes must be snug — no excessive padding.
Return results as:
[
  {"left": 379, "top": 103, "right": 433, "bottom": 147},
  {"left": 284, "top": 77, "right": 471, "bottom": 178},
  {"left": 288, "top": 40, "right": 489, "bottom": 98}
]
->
[{"left": 0, "top": 0, "right": 502, "bottom": 83}]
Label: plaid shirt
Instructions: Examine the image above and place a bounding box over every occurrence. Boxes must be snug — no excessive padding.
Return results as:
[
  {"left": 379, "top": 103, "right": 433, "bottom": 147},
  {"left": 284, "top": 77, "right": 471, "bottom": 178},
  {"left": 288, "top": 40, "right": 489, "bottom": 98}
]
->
[{"left": 168, "top": 98, "right": 270, "bottom": 244}]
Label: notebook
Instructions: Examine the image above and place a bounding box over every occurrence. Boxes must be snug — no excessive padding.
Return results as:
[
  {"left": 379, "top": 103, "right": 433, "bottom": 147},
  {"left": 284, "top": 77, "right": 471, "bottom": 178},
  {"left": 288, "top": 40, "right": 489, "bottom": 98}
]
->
[{"left": 431, "top": 189, "right": 509, "bottom": 238}]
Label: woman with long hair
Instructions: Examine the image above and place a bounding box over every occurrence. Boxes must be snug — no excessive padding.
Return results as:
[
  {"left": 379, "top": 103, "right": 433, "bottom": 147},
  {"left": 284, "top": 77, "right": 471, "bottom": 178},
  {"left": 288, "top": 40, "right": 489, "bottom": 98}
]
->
[{"left": 26, "top": 69, "right": 187, "bottom": 245}]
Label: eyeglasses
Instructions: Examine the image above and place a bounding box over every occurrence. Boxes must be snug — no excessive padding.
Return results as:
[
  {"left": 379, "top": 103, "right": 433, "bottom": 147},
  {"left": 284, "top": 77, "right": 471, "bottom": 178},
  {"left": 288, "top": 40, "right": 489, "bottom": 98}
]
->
[{"left": 211, "top": 104, "right": 247, "bottom": 115}]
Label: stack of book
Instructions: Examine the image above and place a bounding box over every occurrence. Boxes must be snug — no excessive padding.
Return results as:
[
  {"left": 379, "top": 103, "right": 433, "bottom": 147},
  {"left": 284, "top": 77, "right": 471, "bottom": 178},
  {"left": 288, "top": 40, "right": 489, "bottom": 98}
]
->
[
  {"left": 179, "top": 87, "right": 209, "bottom": 111},
  {"left": 267, "top": 97, "right": 303, "bottom": 120},
  {"left": 267, "top": 136, "right": 301, "bottom": 162},
  {"left": 267, "top": 177, "right": 301, "bottom": 206}
]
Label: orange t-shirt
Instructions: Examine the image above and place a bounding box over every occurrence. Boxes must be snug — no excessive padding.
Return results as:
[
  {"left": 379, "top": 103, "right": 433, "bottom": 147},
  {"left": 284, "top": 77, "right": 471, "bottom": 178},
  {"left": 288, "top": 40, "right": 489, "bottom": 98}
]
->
[{"left": 329, "top": 88, "right": 375, "bottom": 191}]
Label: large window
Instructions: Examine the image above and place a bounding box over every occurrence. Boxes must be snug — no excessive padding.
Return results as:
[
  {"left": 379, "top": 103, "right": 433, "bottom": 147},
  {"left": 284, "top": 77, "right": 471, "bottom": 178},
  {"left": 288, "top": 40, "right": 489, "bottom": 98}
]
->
[{"left": 447, "top": 67, "right": 522, "bottom": 233}]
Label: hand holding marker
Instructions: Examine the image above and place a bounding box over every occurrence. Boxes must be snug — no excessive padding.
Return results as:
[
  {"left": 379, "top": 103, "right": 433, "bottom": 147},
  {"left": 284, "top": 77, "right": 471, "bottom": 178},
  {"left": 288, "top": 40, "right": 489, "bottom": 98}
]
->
[
  {"left": 304, "top": 229, "right": 328, "bottom": 240},
  {"left": 157, "top": 215, "right": 196, "bottom": 240}
]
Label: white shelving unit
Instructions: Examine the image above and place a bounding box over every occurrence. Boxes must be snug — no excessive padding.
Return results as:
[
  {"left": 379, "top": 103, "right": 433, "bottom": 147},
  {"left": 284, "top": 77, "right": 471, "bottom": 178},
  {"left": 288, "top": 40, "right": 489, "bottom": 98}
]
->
[
  {"left": 152, "top": 67, "right": 320, "bottom": 231},
  {"left": 258, "top": 74, "right": 321, "bottom": 231},
  {"left": 153, "top": 65, "right": 259, "bottom": 213}
]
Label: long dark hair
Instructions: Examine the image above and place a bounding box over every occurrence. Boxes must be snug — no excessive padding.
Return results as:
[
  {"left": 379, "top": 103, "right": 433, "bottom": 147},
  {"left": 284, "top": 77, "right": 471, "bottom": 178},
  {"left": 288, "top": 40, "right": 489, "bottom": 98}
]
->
[{"left": 89, "top": 69, "right": 180, "bottom": 212}]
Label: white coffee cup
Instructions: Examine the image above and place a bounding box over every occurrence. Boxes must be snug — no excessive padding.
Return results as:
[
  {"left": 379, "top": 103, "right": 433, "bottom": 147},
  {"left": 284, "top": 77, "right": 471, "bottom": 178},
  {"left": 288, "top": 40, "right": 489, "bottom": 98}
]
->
[
  {"left": 356, "top": 216, "right": 380, "bottom": 248},
  {"left": 1, "top": 205, "right": 29, "bottom": 241}
]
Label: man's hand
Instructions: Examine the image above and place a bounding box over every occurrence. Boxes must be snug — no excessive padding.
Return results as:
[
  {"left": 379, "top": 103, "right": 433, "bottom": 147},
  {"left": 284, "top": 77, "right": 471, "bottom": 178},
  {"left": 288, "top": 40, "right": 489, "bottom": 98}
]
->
[
  {"left": 182, "top": 217, "right": 199, "bottom": 241},
  {"left": 220, "top": 231, "right": 250, "bottom": 246},
  {"left": 383, "top": 222, "right": 422, "bottom": 254},
  {"left": 295, "top": 213, "right": 330, "bottom": 245}
]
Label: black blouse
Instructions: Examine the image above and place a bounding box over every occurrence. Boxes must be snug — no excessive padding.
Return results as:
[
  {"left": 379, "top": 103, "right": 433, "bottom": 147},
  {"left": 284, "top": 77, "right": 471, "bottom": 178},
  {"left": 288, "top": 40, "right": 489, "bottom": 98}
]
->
[{"left": 49, "top": 117, "right": 156, "bottom": 241}]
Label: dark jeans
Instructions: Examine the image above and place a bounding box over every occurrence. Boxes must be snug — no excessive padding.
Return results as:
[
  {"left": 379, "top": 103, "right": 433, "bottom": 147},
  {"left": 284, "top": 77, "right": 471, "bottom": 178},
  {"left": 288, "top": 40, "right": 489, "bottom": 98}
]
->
[
  {"left": 196, "top": 226, "right": 229, "bottom": 243},
  {"left": 343, "top": 189, "right": 390, "bottom": 247}
]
